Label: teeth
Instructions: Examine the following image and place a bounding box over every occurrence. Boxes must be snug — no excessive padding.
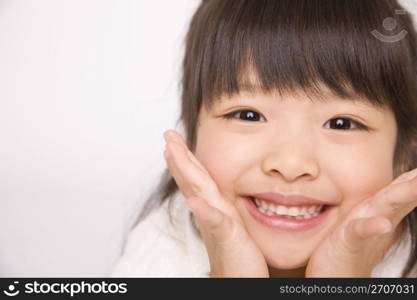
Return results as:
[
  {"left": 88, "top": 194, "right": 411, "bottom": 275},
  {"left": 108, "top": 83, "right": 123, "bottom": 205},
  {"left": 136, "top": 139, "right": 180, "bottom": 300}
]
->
[
  {"left": 276, "top": 205, "right": 288, "bottom": 215},
  {"left": 287, "top": 207, "right": 299, "bottom": 216},
  {"left": 252, "top": 197, "right": 324, "bottom": 219},
  {"left": 307, "top": 205, "right": 318, "bottom": 213}
]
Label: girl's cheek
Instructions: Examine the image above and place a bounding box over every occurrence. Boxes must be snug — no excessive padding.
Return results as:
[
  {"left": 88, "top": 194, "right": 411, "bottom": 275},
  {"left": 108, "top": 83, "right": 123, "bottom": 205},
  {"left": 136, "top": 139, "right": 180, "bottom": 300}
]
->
[
  {"left": 195, "top": 134, "right": 254, "bottom": 192},
  {"left": 323, "top": 147, "right": 394, "bottom": 214}
]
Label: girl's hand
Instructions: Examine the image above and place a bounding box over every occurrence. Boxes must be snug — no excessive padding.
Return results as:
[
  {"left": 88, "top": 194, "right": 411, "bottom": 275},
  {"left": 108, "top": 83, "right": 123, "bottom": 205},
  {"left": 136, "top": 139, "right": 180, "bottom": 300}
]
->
[
  {"left": 306, "top": 168, "right": 417, "bottom": 277},
  {"left": 163, "top": 130, "right": 269, "bottom": 277}
]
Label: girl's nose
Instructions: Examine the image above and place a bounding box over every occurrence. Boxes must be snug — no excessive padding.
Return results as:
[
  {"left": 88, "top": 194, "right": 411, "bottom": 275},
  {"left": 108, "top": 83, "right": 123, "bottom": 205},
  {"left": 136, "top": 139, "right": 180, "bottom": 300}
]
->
[{"left": 260, "top": 137, "right": 320, "bottom": 182}]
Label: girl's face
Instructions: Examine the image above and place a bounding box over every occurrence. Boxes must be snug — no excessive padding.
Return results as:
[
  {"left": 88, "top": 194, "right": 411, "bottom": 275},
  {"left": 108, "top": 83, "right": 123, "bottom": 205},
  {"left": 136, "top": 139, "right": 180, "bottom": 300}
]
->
[{"left": 194, "top": 85, "right": 397, "bottom": 270}]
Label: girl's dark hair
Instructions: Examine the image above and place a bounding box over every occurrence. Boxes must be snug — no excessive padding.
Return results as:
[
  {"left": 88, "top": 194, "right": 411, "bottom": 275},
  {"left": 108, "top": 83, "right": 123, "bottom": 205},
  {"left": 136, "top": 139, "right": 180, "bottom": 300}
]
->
[{"left": 133, "top": 0, "right": 417, "bottom": 276}]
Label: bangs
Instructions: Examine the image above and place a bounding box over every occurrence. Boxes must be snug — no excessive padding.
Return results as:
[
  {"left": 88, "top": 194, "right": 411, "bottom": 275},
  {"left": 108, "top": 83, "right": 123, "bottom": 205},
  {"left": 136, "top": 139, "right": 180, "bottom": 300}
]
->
[{"left": 185, "top": 0, "right": 417, "bottom": 112}]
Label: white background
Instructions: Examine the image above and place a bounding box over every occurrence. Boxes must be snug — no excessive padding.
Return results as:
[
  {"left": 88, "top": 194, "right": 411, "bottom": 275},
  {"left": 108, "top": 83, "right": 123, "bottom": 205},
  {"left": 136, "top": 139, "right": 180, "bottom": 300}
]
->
[
  {"left": 0, "top": 0, "right": 416, "bottom": 277},
  {"left": 0, "top": 0, "right": 199, "bottom": 276}
]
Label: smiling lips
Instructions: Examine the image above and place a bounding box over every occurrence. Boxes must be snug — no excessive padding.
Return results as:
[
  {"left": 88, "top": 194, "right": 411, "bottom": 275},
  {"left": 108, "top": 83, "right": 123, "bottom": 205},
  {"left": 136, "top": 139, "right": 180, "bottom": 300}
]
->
[
  {"left": 248, "top": 192, "right": 330, "bottom": 206},
  {"left": 243, "top": 192, "right": 333, "bottom": 231},
  {"left": 247, "top": 192, "right": 328, "bottom": 219},
  {"left": 253, "top": 197, "right": 324, "bottom": 219}
]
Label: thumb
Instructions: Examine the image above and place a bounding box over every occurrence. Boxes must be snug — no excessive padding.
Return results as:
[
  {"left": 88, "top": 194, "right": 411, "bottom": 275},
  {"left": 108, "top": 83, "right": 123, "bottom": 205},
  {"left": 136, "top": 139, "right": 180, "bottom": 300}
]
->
[
  {"left": 186, "top": 196, "right": 234, "bottom": 242},
  {"left": 344, "top": 216, "right": 392, "bottom": 252}
]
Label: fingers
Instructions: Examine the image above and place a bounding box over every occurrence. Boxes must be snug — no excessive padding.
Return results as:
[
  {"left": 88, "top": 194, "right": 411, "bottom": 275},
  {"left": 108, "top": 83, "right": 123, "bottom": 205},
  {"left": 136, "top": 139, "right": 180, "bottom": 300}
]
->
[
  {"left": 341, "top": 168, "right": 417, "bottom": 254},
  {"left": 163, "top": 129, "right": 233, "bottom": 215},
  {"left": 391, "top": 168, "right": 417, "bottom": 185},
  {"left": 187, "top": 195, "right": 269, "bottom": 277},
  {"left": 164, "top": 130, "right": 209, "bottom": 174},
  {"left": 165, "top": 140, "right": 214, "bottom": 199},
  {"left": 371, "top": 169, "right": 417, "bottom": 227},
  {"left": 342, "top": 216, "right": 392, "bottom": 253},
  {"left": 348, "top": 216, "right": 392, "bottom": 241},
  {"left": 186, "top": 196, "right": 234, "bottom": 242}
]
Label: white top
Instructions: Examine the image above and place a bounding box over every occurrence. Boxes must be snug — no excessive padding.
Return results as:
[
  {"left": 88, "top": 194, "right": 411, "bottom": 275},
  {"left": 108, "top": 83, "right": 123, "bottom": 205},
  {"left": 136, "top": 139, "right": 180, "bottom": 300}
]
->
[{"left": 110, "top": 191, "right": 415, "bottom": 277}]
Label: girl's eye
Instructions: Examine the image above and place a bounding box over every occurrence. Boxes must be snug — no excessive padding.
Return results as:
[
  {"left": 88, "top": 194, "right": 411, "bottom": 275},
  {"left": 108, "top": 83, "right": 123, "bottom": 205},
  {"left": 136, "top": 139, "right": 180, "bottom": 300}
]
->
[
  {"left": 324, "top": 117, "right": 368, "bottom": 131},
  {"left": 222, "top": 111, "right": 368, "bottom": 132},
  {"left": 222, "top": 109, "right": 266, "bottom": 122}
]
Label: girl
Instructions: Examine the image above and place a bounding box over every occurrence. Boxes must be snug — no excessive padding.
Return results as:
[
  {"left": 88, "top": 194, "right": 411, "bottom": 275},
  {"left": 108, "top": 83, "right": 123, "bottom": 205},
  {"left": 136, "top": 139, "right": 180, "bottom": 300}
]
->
[{"left": 111, "top": 0, "right": 417, "bottom": 277}]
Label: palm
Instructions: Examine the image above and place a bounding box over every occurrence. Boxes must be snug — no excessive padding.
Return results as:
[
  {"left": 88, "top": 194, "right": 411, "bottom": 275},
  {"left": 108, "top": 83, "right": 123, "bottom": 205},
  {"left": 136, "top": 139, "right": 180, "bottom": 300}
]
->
[
  {"left": 306, "top": 197, "right": 393, "bottom": 277},
  {"left": 164, "top": 130, "right": 269, "bottom": 277}
]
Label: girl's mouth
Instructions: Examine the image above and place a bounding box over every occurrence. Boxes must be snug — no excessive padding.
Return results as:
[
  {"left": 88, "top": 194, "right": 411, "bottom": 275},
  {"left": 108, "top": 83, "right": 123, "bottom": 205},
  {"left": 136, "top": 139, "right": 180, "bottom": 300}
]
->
[{"left": 243, "top": 196, "right": 333, "bottom": 232}]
